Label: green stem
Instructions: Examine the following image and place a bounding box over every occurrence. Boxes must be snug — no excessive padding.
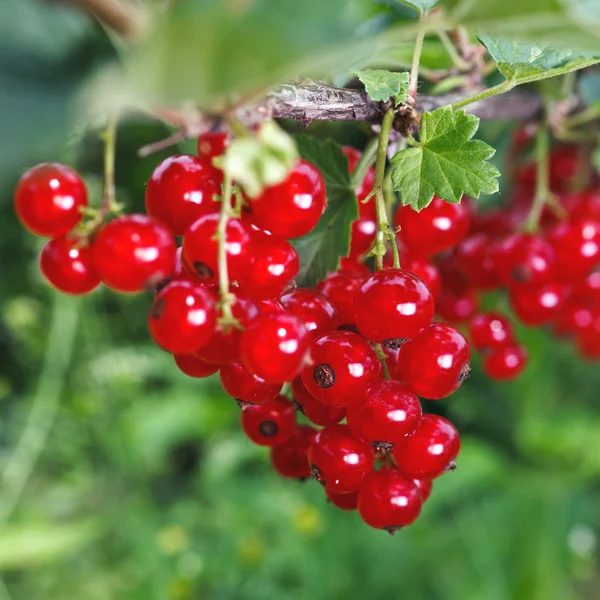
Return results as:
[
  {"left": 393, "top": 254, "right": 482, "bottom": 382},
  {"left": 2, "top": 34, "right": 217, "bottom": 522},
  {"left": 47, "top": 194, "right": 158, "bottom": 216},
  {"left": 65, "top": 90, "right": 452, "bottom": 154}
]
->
[
  {"left": 525, "top": 125, "right": 550, "bottom": 233},
  {"left": 350, "top": 136, "right": 378, "bottom": 193},
  {"left": 563, "top": 105, "right": 600, "bottom": 129},
  {"left": 100, "top": 115, "right": 117, "bottom": 214},
  {"left": 437, "top": 29, "right": 469, "bottom": 70},
  {"left": 409, "top": 12, "right": 428, "bottom": 98},
  {"left": 450, "top": 79, "right": 514, "bottom": 110}
]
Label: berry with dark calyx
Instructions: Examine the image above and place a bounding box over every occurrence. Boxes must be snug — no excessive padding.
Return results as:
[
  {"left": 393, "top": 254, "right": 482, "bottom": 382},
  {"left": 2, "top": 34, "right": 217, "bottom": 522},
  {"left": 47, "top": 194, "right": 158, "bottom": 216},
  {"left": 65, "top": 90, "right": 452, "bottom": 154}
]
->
[
  {"left": 482, "top": 344, "right": 528, "bottom": 380},
  {"left": 183, "top": 213, "right": 253, "bottom": 288},
  {"left": 92, "top": 214, "right": 176, "bottom": 292},
  {"left": 14, "top": 163, "right": 88, "bottom": 237},
  {"left": 346, "top": 380, "right": 422, "bottom": 449},
  {"left": 270, "top": 425, "right": 317, "bottom": 479},
  {"left": 148, "top": 281, "right": 216, "bottom": 353},
  {"left": 301, "top": 330, "right": 382, "bottom": 407},
  {"left": 468, "top": 312, "right": 514, "bottom": 351},
  {"left": 197, "top": 131, "right": 230, "bottom": 161},
  {"left": 393, "top": 414, "right": 460, "bottom": 480},
  {"left": 220, "top": 362, "right": 282, "bottom": 405},
  {"left": 241, "top": 395, "right": 296, "bottom": 446},
  {"left": 397, "top": 323, "right": 470, "bottom": 400},
  {"left": 326, "top": 489, "right": 358, "bottom": 511},
  {"left": 291, "top": 377, "right": 345, "bottom": 427},
  {"left": 240, "top": 312, "right": 310, "bottom": 383},
  {"left": 414, "top": 479, "right": 433, "bottom": 502},
  {"left": 280, "top": 289, "right": 337, "bottom": 339},
  {"left": 173, "top": 353, "right": 219, "bottom": 378},
  {"left": 394, "top": 196, "right": 470, "bottom": 257},
  {"left": 509, "top": 281, "right": 567, "bottom": 326},
  {"left": 436, "top": 288, "right": 478, "bottom": 325},
  {"left": 307, "top": 423, "right": 374, "bottom": 493},
  {"left": 354, "top": 269, "right": 435, "bottom": 345},
  {"left": 248, "top": 159, "right": 326, "bottom": 239},
  {"left": 317, "top": 270, "right": 363, "bottom": 328},
  {"left": 39, "top": 235, "right": 100, "bottom": 295},
  {"left": 357, "top": 467, "right": 422, "bottom": 533}
]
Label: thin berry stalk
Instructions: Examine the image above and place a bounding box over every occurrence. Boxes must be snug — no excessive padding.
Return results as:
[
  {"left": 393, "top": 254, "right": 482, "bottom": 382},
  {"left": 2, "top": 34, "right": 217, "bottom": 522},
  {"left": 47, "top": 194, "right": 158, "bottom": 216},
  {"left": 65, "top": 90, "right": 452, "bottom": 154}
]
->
[{"left": 525, "top": 124, "right": 550, "bottom": 232}]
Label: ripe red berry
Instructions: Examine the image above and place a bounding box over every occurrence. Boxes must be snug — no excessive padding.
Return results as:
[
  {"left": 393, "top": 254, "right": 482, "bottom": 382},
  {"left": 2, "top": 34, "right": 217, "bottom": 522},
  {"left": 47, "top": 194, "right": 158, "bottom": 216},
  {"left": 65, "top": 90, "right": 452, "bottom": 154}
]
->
[
  {"left": 14, "top": 163, "right": 87, "bottom": 237},
  {"left": 280, "top": 289, "right": 337, "bottom": 338},
  {"left": 240, "top": 312, "right": 310, "bottom": 383},
  {"left": 393, "top": 414, "right": 460, "bottom": 480},
  {"left": 308, "top": 423, "right": 374, "bottom": 493},
  {"left": 553, "top": 300, "right": 594, "bottom": 338},
  {"left": 399, "top": 255, "right": 442, "bottom": 300},
  {"left": 173, "top": 353, "right": 219, "bottom": 378},
  {"left": 326, "top": 489, "right": 358, "bottom": 511},
  {"left": 436, "top": 288, "right": 478, "bottom": 324},
  {"left": 145, "top": 154, "right": 221, "bottom": 236},
  {"left": 39, "top": 235, "right": 100, "bottom": 294},
  {"left": 346, "top": 380, "right": 422, "bottom": 449},
  {"left": 220, "top": 362, "right": 282, "bottom": 405},
  {"left": 339, "top": 258, "right": 372, "bottom": 278},
  {"left": 468, "top": 312, "right": 514, "bottom": 351},
  {"left": 317, "top": 271, "right": 363, "bottom": 327},
  {"left": 197, "top": 131, "right": 230, "bottom": 161},
  {"left": 397, "top": 323, "right": 470, "bottom": 400},
  {"left": 291, "top": 377, "right": 345, "bottom": 427},
  {"left": 241, "top": 395, "right": 296, "bottom": 446},
  {"left": 270, "top": 425, "right": 316, "bottom": 479},
  {"left": 148, "top": 281, "right": 216, "bottom": 354},
  {"left": 414, "top": 479, "right": 432, "bottom": 502},
  {"left": 357, "top": 468, "right": 422, "bottom": 532},
  {"left": 347, "top": 212, "right": 377, "bottom": 260},
  {"left": 301, "top": 331, "right": 382, "bottom": 407},
  {"left": 342, "top": 146, "right": 374, "bottom": 202},
  {"left": 92, "top": 214, "right": 176, "bottom": 292},
  {"left": 255, "top": 298, "right": 286, "bottom": 315},
  {"left": 509, "top": 281, "right": 567, "bottom": 326},
  {"left": 455, "top": 234, "right": 500, "bottom": 290},
  {"left": 394, "top": 196, "right": 470, "bottom": 257},
  {"left": 183, "top": 213, "right": 253, "bottom": 288},
  {"left": 248, "top": 159, "right": 326, "bottom": 238},
  {"left": 354, "top": 268, "right": 434, "bottom": 346},
  {"left": 482, "top": 344, "right": 528, "bottom": 380}
]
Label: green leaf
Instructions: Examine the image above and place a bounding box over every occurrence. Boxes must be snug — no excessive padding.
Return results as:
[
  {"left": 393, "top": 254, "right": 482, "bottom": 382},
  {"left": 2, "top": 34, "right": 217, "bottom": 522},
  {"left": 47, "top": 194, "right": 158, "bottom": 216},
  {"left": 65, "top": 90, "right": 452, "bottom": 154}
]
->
[
  {"left": 352, "top": 69, "right": 409, "bottom": 106},
  {"left": 390, "top": 106, "right": 500, "bottom": 211},
  {"left": 396, "top": 0, "right": 439, "bottom": 13},
  {"left": 292, "top": 137, "right": 358, "bottom": 286}
]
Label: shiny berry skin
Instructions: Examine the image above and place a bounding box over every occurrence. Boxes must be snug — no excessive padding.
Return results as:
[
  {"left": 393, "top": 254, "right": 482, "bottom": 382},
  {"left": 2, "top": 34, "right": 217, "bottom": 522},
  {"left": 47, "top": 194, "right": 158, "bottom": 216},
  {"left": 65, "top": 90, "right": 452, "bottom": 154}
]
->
[
  {"left": 270, "top": 425, "right": 316, "bottom": 479},
  {"left": 456, "top": 234, "right": 500, "bottom": 290},
  {"left": 197, "top": 131, "right": 230, "bottom": 161},
  {"left": 553, "top": 300, "right": 594, "bottom": 337},
  {"left": 397, "top": 323, "right": 470, "bottom": 400},
  {"left": 394, "top": 196, "right": 470, "bottom": 257},
  {"left": 393, "top": 414, "right": 460, "bottom": 480},
  {"left": 400, "top": 256, "right": 442, "bottom": 300},
  {"left": 291, "top": 377, "right": 345, "bottom": 427},
  {"left": 339, "top": 258, "right": 371, "bottom": 278},
  {"left": 326, "top": 489, "right": 358, "bottom": 511},
  {"left": 280, "top": 289, "right": 337, "bottom": 338},
  {"left": 173, "top": 353, "right": 219, "bottom": 378},
  {"left": 354, "top": 269, "right": 435, "bottom": 345},
  {"left": 92, "top": 215, "right": 176, "bottom": 292},
  {"left": 436, "top": 289, "right": 478, "bottom": 324},
  {"left": 248, "top": 159, "right": 326, "bottom": 238},
  {"left": 509, "top": 281, "right": 567, "bottom": 326},
  {"left": 494, "top": 233, "right": 556, "bottom": 289},
  {"left": 242, "top": 230, "right": 299, "bottom": 299},
  {"left": 307, "top": 423, "right": 374, "bottom": 493},
  {"left": 145, "top": 154, "right": 221, "bottom": 236},
  {"left": 183, "top": 213, "right": 253, "bottom": 288},
  {"left": 241, "top": 395, "right": 296, "bottom": 446},
  {"left": 317, "top": 271, "right": 363, "bottom": 327},
  {"left": 482, "top": 344, "right": 528, "bottom": 380},
  {"left": 240, "top": 312, "right": 310, "bottom": 383},
  {"left": 468, "top": 312, "right": 514, "bottom": 351},
  {"left": 14, "top": 163, "right": 87, "bottom": 237},
  {"left": 342, "top": 146, "right": 374, "bottom": 202},
  {"left": 39, "top": 236, "right": 100, "bottom": 294},
  {"left": 220, "top": 362, "right": 282, "bottom": 405},
  {"left": 255, "top": 298, "right": 286, "bottom": 315},
  {"left": 346, "top": 380, "right": 422, "bottom": 449},
  {"left": 301, "top": 331, "right": 382, "bottom": 407},
  {"left": 348, "top": 213, "right": 377, "bottom": 260},
  {"left": 357, "top": 468, "right": 422, "bottom": 532},
  {"left": 414, "top": 479, "right": 432, "bottom": 502},
  {"left": 148, "top": 281, "right": 216, "bottom": 353}
]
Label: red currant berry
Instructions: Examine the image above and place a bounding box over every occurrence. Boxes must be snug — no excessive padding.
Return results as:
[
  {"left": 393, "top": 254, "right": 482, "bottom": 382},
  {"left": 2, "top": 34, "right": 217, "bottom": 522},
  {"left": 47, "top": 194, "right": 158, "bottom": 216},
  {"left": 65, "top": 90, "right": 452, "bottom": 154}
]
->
[
  {"left": 354, "top": 269, "right": 435, "bottom": 346},
  {"left": 468, "top": 312, "right": 514, "bottom": 351},
  {"left": 339, "top": 258, "right": 371, "bottom": 278},
  {"left": 173, "top": 353, "right": 219, "bottom": 378},
  {"left": 347, "top": 214, "right": 377, "bottom": 260},
  {"left": 255, "top": 298, "right": 286, "bottom": 315},
  {"left": 509, "top": 281, "right": 567, "bottom": 326},
  {"left": 220, "top": 362, "right": 282, "bottom": 405},
  {"left": 241, "top": 395, "right": 296, "bottom": 446},
  {"left": 346, "top": 380, "right": 422, "bottom": 450},
  {"left": 414, "top": 479, "right": 432, "bottom": 502},
  {"left": 394, "top": 196, "right": 470, "bottom": 257},
  {"left": 240, "top": 312, "right": 310, "bottom": 383},
  {"left": 393, "top": 414, "right": 460, "bottom": 480},
  {"left": 436, "top": 289, "right": 478, "bottom": 324},
  {"left": 14, "top": 163, "right": 87, "bottom": 237},
  {"left": 308, "top": 423, "right": 374, "bottom": 493},
  {"left": 148, "top": 281, "right": 216, "bottom": 353},
  {"left": 400, "top": 255, "right": 442, "bottom": 300},
  {"left": 39, "top": 235, "right": 100, "bottom": 294},
  {"left": 553, "top": 300, "right": 594, "bottom": 337},
  {"left": 342, "top": 146, "right": 374, "bottom": 202},
  {"left": 248, "top": 160, "right": 326, "bottom": 238},
  {"left": 566, "top": 189, "right": 600, "bottom": 221},
  {"left": 145, "top": 154, "right": 221, "bottom": 236},
  {"left": 270, "top": 425, "right": 316, "bottom": 479},
  {"left": 291, "top": 377, "right": 345, "bottom": 427},
  {"left": 482, "top": 344, "right": 528, "bottom": 380},
  {"left": 92, "top": 215, "right": 176, "bottom": 292},
  {"left": 397, "top": 323, "right": 470, "bottom": 400},
  {"left": 577, "top": 330, "right": 600, "bottom": 360},
  {"left": 183, "top": 213, "right": 253, "bottom": 288},
  {"left": 326, "top": 489, "right": 358, "bottom": 511},
  {"left": 301, "top": 330, "right": 382, "bottom": 407},
  {"left": 197, "top": 131, "right": 230, "bottom": 161},
  {"left": 357, "top": 468, "right": 422, "bottom": 532},
  {"left": 455, "top": 234, "right": 501, "bottom": 290},
  {"left": 572, "top": 269, "right": 600, "bottom": 304},
  {"left": 280, "top": 289, "right": 337, "bottom": 338},
  {"left": 317, "top": 271, "right": 363, "bottom": 327}
]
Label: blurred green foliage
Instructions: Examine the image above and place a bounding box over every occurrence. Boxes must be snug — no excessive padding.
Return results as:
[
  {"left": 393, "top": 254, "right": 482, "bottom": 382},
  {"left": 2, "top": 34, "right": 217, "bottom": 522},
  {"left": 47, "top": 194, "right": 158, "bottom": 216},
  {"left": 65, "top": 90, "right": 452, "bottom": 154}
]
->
[{"left": 0, "top": 1, "right": 599, "bottom": 599}]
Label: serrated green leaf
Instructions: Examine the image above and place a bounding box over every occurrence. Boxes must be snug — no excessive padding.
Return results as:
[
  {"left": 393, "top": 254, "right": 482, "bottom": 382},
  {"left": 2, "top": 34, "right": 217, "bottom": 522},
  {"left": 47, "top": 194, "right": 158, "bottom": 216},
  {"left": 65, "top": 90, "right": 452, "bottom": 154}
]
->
[
  {"left": 352, "top": 69, "right": 409, "bottom": 106},
  {"left": 396, "top": 0, "right": 439, "bottom": 13},
  {"left": 292, "top": 137, "right": 358, "bottom": 286},
  {"left": 390, "top": 106, "right": 500, "bottom": 211}
]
